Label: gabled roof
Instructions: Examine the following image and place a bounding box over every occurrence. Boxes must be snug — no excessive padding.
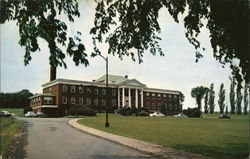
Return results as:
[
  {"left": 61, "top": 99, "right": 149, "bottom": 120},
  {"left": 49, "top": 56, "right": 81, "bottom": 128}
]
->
[
  {"left": 118, "top": 79, "right": 146, "bottom": 87},
  {"left": 95, "top": 74, "right": 128, "bottom": 84}
]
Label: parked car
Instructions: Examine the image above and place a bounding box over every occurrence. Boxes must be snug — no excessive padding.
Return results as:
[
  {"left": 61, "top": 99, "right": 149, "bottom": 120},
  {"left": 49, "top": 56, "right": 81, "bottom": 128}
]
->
[
  {"left": 149, "top": 112, "right": 165, "bottom": 117},
  {"left": 138, "top": 110, "right": 149, "bottom": 116},
  {"left": 174, "top": 113, "right": 188, "bottom": 118},
  {"left": 25, "top": 111, "right": 37, "bottom": 117},
  {"left": 37, "top": 112, "right": 46, "bottom": 117},
  {"left": 219, "top": 114, "right": 231, "bottom": 119},
  {"left": 0, "top": 111, "right": 11, "bottom": 118}
]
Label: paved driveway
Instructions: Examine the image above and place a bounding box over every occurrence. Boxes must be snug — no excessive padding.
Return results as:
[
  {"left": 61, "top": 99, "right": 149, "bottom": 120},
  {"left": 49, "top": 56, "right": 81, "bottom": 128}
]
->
[{"left": 15, "top": 117, "right": 155, "bottom": 159}]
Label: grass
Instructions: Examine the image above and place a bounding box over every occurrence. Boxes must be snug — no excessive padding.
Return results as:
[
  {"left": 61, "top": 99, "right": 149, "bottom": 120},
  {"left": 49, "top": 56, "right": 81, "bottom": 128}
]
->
[
  {"left": 78, "top": 113, "right": 249, "bottom": 159},
  {"left": 1, "top": 108, "right": 24, "bottom": 117},
  {"left": 0, "top": 118, "right": 23, "bottom": 159}
]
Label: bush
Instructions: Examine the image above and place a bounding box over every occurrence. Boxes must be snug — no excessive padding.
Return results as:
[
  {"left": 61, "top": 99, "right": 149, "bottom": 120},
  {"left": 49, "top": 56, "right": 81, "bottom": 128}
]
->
[
  {"left": 116, "top": 107, "right": 139, "bottom": 116},
  {"left": 69, "top": 105, "right": 96, "bottom": 116},
  {"left": 183, "top": 107, "right": 201, "bottom": 118}
]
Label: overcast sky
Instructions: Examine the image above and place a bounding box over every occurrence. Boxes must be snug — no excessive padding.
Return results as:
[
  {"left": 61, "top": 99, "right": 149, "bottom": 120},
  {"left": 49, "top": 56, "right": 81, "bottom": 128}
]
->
[{"left": 0, "top": 1, "right": 234, "bottom": 111}]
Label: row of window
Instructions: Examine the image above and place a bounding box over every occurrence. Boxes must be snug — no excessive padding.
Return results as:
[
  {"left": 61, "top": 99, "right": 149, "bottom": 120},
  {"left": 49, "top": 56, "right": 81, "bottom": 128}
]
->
[
  {"left": 145, "top": 102, "right": 179, "bottom": 110},
  {"left": 62, "top": 96, "right": 116, "bottom": 106},
  {"left": 146, "top": 93, "right": 177, "bottom": 98},
  {"left": 62, "top": 85, "right": 116, "bottom": 96},
  {"left": 31, "top": 97, "right": 53, "bottom": 105}
]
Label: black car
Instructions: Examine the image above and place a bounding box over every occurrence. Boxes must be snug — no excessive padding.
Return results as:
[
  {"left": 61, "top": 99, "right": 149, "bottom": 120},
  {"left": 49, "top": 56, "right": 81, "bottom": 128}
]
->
[
  {"left": 219, "top": 114, "right": 231, "bottom": 119},
  {"left": 138, "top": 110, "right": 149, "bottom": 116}
]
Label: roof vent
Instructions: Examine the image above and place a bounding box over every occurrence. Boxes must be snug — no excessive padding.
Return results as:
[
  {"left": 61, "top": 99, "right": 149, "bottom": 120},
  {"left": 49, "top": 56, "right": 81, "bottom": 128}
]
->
[{"left": 125, "top": 75, "right": 128, "bottom": 79}]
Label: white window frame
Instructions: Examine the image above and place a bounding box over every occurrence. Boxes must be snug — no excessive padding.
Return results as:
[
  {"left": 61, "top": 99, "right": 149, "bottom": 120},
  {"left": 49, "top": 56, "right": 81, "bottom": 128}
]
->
[
  {"left": 71, "top": 86, "right": 76, "bottom": 93},
  {"left": 62, "top": 85, "right": 68, "bottom": 92},
  {"left": 79, "top": 86, "right": 84, "bottom": 94},
  {"left": 79, "top": 97, "right": 83, "bottom": 105},
  {"left": 71, "top": 97, "right": 75, "bottom": 104},
  {"left": 62, "top": 96, "right": 67, "bottom": 104},
  {"left": 86, "top": 98, "right": 91, "bottom": 106}
]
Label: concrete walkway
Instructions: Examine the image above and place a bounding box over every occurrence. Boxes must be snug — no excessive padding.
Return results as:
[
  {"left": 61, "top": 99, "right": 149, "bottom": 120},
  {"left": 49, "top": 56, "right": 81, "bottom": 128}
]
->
[{"left": 68, "top": 119, "right": 213, "bottom": 159}]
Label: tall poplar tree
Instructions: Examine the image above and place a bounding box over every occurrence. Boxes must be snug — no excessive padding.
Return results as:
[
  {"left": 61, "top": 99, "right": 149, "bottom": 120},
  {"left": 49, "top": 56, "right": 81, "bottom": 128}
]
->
[
  {"left": 236, "top": 87, "right": 243, "bottom": 114},
  {"left": 243, "top": 83, "right": 249, "bottom": 115},
  {"left": 209, "top": 83, "right": 215, "bottom": 114},
  {"left": 204, "top": 90, "right": 209, "bottom": 114},
  {"left": 218, "top": 83, "right": 226, "bottom": 114},
  {"left": 229, "top": 77, "right": 236, "bottom": 114}
]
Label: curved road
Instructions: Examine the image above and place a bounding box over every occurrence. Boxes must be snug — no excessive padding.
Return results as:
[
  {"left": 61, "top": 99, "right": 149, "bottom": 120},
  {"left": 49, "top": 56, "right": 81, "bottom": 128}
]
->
[{"left": 14, "top": 118, "right": 155, "bottom": 159}]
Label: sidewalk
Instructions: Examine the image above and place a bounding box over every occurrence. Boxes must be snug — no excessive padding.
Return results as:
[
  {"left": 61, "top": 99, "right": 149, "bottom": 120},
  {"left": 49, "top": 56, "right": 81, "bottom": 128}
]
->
[{"left": 68, "top": 119, "right": 213, "bottom": 159}]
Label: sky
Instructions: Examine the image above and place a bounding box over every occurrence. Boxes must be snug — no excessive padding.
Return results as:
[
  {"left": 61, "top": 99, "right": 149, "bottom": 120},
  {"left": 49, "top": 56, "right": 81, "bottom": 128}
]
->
[{"left": 0, "top": 1, "right": 234, "bottom": 111}]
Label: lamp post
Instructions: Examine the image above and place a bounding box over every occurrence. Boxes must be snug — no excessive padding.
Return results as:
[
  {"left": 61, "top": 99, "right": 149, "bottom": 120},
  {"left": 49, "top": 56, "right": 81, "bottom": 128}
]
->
[{"left": 94, "top": 53, "right": 109, "bottom": 127}]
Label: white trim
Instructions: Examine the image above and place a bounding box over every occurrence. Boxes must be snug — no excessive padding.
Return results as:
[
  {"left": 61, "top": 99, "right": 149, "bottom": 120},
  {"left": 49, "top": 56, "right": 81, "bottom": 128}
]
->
[
  {"left": 144, "top": 88, "right": 180, "bottom": 95},
  {"left": 32, "top": 105, "right": 58, "bottom": 109}
]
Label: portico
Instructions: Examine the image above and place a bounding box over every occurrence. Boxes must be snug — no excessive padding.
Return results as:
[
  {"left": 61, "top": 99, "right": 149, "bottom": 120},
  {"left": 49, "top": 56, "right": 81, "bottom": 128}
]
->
[{"left": 117, "top": 87, "right": 144, "bottom": 108}]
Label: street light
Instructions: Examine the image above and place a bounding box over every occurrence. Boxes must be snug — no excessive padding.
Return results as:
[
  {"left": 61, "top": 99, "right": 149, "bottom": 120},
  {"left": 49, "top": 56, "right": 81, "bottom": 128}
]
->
[{"left": 93, "top": 53, "right": 110, "bottom": 128}]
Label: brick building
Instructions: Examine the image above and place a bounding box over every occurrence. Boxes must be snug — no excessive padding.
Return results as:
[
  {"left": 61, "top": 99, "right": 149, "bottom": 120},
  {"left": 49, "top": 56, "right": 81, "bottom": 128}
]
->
[{"left": 29, "top": 75, "right": 182, "bottom": 117}]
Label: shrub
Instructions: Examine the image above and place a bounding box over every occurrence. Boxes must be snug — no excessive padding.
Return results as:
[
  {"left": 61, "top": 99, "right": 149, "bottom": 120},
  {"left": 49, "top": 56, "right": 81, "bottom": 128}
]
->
[
  {"left": 116, "top": 107, "right": 139, "bottom": 116},
  {"left": 69, "top": 105, "right": 96, "bottom": 116},
  {"left": 183, "top": 107, "right": 201, "bottom": 118}
]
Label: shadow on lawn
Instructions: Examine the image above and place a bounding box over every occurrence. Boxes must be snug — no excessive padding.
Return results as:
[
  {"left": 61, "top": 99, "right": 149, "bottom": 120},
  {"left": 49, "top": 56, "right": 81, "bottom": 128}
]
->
[{"left": 172, "top": 143, "right": 249, "bottom": 159}]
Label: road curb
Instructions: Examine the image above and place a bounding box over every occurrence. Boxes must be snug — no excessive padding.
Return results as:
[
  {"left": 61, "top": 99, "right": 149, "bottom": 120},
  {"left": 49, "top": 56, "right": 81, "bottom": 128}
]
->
[{"left": 68, "top": 118, "right": 213, "bottom": 159}]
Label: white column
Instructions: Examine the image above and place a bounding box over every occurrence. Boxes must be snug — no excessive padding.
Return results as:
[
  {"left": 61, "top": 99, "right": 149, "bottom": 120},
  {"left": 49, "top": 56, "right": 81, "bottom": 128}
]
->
[
  {"left": 135, "top": 89, "right": 138, "bottom": 108},
  {"left": 128, "top": 88, "right": 131, "bottom": 107},
  {"left": 118, "top": 88, "right": 120, "bottom": 108},
  {"left": 141, "top": 89, "right": 144, "bottom": 107},
  {"left": 122, "top": 87, "right": 125, "bottom": 107}
]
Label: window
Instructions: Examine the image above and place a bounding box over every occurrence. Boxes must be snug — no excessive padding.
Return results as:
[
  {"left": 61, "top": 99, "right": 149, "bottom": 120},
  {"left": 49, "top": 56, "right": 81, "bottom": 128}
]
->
[
  {"left": 174, "top": 104, "right": 178, "bottom": 110},
  {"left": 157, "top": 103, "right": 161, "bottom": 108},
  {"left": 71, "top": 97, "right": 75, "bottom": 104},
  {"left": 87, "top": 88, "right": 91, "bottom": 94},
  {"left": 62, "top": 85, "right": 67, "bottom": 92},
  {"left": 168, "top": 94, "right": 172, "bottom": 98},
  {"left": 86, "top": 98, "right": 91, "bottom": 106},
  {"left": 79, "top": 87, "right": 84, "bottom": 94},
  {"left": 174, "top": 95, "right": 177, "bottom": 98},
  {"left": 101, "top": 99, "right": 106, "bottom": 106},
  {"left": 158, "top": 94, "right": 161, "bottom": 97},
  {"left": 79, "top": 97, "right": 83, "bottom": 105},
  {"left": 44, "top": 97, "right": 53, "bottom": 104},
  {"left": 163, "top": 94, "right": 167, "bottom": 97},
  {"left": 94, "top": 99, "right": 98, "bottom": 106},
  {"left": 152, "top": 93, "right": 155, "bottom": 97},
  {"left": 112, "top": 99, "right": 116, "bottom": 106},
  {"left": 112, "top": 89, "right": 116, "bottom": 96},
  {"left": 169, "top": 104, "right": 173, "bottom": 110},
  {"left": 71, "top": 86, "right": 76, "bottom": 93},
  {"left": 94, "top": 88, "right": 99, "bottom": 95},
  {"left": 152, "top": 103, "right": 156, "bottom": 108},
  {"left": 146, "top": 102, "right": 150, "bottom": 107},
  {"left": 102, "top": 89, "right": 106, "bottom": 95},
  {"left": 62, "top": 96, "right": 67, "bottom": 104},
  {"left": 146, "top": 93, "right": 150, "bottom": 96}
]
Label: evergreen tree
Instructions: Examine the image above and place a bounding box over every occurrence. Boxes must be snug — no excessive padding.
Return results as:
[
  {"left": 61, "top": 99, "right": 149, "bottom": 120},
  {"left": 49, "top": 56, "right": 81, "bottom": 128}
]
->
[
  {"left": 218, "top": 83, "right": 226, "bottom": 114},
  {"left": 243, "top": 83, "right": 249, "bottom": 115},
  {"left": 229, "top": 77, "right": 236, "bottom": 114},
  {"left": 204, "top": 90, "right": 209, "bottom": 114},
  {"left": 209, "top": 83, "right": 215, "bottom": 114},
  {"left": 236, "top": 87, "right": 243, "bottom": 115}
]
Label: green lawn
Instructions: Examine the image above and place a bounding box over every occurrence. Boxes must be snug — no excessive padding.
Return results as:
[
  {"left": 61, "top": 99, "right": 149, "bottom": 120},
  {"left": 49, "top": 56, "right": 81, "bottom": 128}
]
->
[
  {"left": 78, "top": 114, "right": 249, "bottom": 159},
  {"left": 1, "top": 108, "right": 24, "bottom": 117},
  {"left": 0, "top": 118, "right": 23, "bottom": 159}
]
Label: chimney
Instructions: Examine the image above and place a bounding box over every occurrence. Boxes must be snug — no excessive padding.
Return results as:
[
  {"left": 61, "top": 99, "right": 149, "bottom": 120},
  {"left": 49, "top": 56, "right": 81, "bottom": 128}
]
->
[
  {"left": 93, "top": 80, "right": 96, "bottom": 82},
  {"left": 125, "top": 75, "right": 128, "bottom": 79},
  {"left": 50, "top": 66, "right": 57, "bottom": 81}
]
